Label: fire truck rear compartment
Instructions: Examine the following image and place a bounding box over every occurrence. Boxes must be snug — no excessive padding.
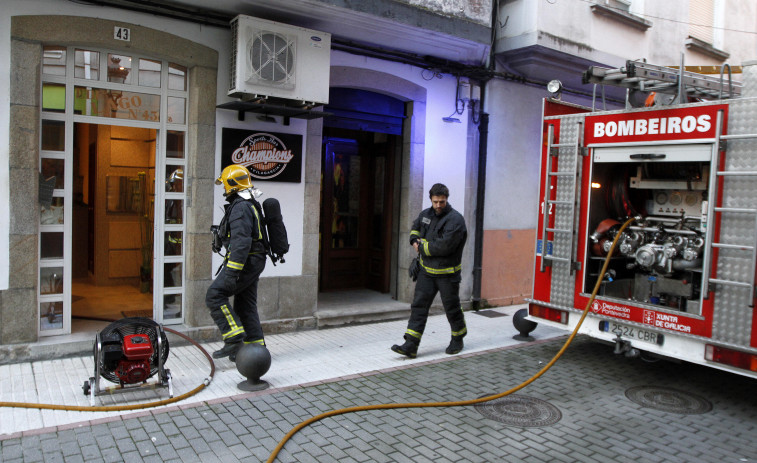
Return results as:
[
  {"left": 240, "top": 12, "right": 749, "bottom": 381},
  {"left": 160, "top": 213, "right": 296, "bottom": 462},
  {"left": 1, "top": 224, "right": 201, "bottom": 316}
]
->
[{"left": 584, "top": 150, "right": 710, "bottom": 315}]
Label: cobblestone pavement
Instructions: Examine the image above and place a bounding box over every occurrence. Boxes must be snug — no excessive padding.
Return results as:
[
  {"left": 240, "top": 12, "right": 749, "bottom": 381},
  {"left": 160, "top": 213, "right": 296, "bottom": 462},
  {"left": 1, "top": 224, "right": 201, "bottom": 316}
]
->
[{"left": 1, "top": 335, "right": 756, "bottom": 463}]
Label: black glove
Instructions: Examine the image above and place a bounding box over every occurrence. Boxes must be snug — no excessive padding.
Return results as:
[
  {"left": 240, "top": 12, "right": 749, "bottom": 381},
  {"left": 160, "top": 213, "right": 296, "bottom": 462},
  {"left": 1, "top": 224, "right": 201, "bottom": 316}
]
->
[
  {"left": 223, "top": 268, "right": 239, "bottom": 293},
  {"left": 409, "top": 257, "right": 421, "bottom": 282}
]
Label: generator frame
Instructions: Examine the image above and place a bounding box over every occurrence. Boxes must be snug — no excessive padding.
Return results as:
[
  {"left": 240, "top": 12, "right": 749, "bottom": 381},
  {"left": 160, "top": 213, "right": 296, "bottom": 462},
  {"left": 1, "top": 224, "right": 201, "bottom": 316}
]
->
[{"left": 82, "top": 326, "right": 173, "bottom": 406}]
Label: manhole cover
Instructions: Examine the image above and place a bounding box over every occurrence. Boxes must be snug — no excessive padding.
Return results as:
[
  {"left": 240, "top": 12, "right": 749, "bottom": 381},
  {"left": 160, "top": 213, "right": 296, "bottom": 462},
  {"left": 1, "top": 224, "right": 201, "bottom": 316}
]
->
[
  {"left": 474, "top": 394, "right": 562, "bottom": 427},
  {"left": 625, "top": 386, "right": 712, "bottom": 414}
]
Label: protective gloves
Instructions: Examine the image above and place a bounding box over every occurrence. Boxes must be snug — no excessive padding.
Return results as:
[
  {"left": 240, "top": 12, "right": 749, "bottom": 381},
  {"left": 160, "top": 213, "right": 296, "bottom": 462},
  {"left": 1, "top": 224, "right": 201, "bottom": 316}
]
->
[{"left": 224, "top": 268, "right": 240, "bottom": 293}]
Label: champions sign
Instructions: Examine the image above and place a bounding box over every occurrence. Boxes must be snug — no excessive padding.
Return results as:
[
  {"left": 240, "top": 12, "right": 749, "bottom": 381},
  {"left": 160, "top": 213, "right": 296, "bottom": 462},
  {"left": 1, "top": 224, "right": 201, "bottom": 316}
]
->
[{"left": 221, "top": 128, "right": 303, "bottom": 182}]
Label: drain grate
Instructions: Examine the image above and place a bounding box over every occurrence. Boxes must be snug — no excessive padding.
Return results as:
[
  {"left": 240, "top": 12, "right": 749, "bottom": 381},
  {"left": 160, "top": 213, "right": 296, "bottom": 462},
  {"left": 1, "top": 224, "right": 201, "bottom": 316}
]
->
[
  {"left": 474, "top": 394, "right": 562, "bottom": 427},
  {"left": 625, "top": 386, "right": 712, "bottom": 414},
  {"left": 473, "top": 310, "right": 509, "bottom": 318}
]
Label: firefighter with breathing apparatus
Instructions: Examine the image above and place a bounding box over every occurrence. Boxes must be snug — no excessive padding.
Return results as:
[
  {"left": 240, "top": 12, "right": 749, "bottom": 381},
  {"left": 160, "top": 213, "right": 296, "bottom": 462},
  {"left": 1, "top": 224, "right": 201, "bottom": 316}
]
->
[{"left": 206, "top": 164, "right": 267, "bottom": 361}]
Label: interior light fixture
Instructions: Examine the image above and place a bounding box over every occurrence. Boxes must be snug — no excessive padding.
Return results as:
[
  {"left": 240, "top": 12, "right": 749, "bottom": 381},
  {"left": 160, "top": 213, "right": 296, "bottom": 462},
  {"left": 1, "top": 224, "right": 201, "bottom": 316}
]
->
[{"left": 547, "top": 80, "right": 563, "bottom": 99}]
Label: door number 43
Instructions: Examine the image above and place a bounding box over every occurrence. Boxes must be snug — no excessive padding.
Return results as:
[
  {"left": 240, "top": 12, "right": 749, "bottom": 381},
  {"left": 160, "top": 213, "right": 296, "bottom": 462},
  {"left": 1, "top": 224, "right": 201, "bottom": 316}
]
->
[{"left": 114, "top": 27, "right": 131, "bottom": 42}]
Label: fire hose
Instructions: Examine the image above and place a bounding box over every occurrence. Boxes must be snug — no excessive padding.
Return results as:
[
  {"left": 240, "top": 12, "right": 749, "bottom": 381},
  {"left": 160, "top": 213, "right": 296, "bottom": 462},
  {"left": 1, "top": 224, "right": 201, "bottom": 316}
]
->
[
  {"left": 266, "top": 216, "right": 638, "bottom": 463},
  {"left": 0, "top": 327, "right": 215, "bottom": 412}
]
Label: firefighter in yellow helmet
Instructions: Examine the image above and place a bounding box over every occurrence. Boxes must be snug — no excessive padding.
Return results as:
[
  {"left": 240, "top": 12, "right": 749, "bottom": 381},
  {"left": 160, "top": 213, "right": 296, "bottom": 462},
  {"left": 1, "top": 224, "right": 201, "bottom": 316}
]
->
[{"left": 205, "top": 164, "right": 267, "bottom": 361}]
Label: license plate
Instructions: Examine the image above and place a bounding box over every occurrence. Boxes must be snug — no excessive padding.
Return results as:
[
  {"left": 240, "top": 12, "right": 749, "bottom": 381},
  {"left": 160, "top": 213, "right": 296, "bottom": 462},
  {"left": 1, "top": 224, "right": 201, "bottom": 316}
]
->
[{"left": 610, "top": 322, "right": 658, "bottom": 345}]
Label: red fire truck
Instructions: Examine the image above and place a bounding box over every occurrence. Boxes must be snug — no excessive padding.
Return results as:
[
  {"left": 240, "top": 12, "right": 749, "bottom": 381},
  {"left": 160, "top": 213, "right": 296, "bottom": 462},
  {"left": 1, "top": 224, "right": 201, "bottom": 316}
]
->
[{"left": 527, "top": 61, "right": 757, "bottom": 378}]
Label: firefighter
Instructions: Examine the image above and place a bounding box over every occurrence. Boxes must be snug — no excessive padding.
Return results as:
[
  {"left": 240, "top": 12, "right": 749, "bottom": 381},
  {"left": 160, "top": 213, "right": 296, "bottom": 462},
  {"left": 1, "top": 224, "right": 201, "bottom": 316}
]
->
[
  {"left": 391, "top": 183, "right": 468, "bottom": 358},
  {"left": 206, "top": 164, "right": 267, "bottom": 361}
]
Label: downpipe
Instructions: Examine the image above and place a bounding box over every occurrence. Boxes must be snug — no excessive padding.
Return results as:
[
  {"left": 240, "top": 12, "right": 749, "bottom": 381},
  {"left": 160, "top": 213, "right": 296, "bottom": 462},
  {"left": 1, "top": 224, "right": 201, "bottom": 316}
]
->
[{"left": 472, "top": 109, "right": 489, "bottom": 310}]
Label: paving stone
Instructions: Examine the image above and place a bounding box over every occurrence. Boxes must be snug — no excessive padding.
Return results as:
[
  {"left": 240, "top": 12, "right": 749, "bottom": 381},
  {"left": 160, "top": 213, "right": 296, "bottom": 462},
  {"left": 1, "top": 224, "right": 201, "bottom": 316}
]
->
[{"left": 4, "top": 337, "right": 757, "bottom": 462}]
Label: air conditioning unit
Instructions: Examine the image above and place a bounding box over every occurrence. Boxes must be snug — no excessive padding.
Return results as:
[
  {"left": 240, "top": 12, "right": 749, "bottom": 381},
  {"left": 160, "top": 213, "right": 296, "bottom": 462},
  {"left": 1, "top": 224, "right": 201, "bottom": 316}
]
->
[{"left": 229, "top": 15, "right": 331, "bottom": 105}]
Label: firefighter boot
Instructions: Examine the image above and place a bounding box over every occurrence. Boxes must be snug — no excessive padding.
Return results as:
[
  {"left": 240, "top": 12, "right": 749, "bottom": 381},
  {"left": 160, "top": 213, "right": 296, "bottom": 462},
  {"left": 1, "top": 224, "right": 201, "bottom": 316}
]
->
[
  {"left": 391, "top": 335, "right": 419, "bottom": 359},
  {"left": 445, "top": 335, "right": 464, "bottom": 355},
  {"left": 213, "top": 341, "right": 242, "bottom": 360}
]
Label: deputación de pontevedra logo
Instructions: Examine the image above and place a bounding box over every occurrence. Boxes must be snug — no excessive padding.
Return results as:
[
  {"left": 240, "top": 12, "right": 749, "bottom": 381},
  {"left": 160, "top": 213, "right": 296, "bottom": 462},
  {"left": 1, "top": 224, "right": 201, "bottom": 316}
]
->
[{"left": 231, "top": 133, "right": 294, "bottom": 180}]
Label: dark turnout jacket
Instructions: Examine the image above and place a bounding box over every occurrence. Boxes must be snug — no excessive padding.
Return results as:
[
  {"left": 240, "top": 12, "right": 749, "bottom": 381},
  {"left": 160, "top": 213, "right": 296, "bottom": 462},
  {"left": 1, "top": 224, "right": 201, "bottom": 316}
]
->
[
  {"left": 410, "top": 203, "right": 467, "bottom": 276},
  {"left": 223, "top": 196, "right": 267, "bottom": 272}
]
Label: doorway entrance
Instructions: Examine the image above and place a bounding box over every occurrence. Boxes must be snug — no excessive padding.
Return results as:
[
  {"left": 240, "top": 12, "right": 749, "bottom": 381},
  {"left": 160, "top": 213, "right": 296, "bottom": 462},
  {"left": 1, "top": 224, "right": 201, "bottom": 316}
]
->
[
  {"left": 37, "top": 45, "right": 189, "bottom": 336},
  {"left": 70, "top": 123, "right": 156, "bottom": 321},
  {"left": 319, "top": 88, "right": 405, "bottom": 294},
  {"left": 320, "top": 129, "right": 399, "bottom": 292}
]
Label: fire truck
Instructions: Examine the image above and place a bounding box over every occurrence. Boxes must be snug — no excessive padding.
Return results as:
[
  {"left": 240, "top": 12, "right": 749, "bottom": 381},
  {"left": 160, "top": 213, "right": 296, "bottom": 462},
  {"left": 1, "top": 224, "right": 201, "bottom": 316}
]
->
[{"left": 527, "top": 60, "right": 757, "bottom": 378}]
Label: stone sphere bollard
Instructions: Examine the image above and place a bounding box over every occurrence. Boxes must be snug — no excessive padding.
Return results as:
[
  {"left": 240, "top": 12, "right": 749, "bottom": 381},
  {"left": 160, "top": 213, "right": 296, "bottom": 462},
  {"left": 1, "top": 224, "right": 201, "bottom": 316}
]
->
[
  {"left": 235, "top": 343, "right": 271, "bottom": 391},
  {"left": 512, "top": 308, "right": 537, "bottom": 342}
]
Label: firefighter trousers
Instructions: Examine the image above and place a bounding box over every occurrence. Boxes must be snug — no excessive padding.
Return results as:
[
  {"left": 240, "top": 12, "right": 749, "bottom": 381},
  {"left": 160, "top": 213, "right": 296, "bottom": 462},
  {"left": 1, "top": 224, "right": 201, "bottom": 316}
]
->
[
  {"left": 405, "top": 271, "right": 467, "bottom": 342},
  {"left": 205, "top": 253, "right": 267, "bottom": 344}
]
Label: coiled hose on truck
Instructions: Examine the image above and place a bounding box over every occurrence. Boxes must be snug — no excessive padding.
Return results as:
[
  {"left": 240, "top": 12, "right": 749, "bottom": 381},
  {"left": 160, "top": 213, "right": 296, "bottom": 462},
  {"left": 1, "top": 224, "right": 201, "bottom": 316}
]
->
[{"left": 266, "top": 216, "right": 638, "bottom": 463}]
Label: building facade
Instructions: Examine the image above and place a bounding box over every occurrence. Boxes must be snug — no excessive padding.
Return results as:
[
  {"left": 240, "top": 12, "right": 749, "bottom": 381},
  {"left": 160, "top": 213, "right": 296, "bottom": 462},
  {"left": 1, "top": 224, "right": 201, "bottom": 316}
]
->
[
  {"left": 0, "top": 0, "right": 754, "bottom": 356},
  {"left": 481, "top": 0, "right": 757, "bottom": 306},
  {"left": 0, "top": 0, "right": 492, "bottom": 356}
]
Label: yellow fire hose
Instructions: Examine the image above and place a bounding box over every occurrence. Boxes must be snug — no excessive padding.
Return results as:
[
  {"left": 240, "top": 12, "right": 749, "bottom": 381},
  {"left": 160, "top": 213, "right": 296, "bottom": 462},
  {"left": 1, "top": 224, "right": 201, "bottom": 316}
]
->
[
  {"left": 266, "top": 216, "right": 637, "bottom": 463},
  {"left": 0, "top": 326, "right": 215, "bottom": 412}
]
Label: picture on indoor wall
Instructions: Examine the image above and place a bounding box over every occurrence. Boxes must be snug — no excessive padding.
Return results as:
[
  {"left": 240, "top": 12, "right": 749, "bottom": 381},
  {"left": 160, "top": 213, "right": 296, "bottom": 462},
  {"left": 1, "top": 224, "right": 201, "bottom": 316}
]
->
[{"left": 220, "top": 128, "right": 303, "bottom": 182}]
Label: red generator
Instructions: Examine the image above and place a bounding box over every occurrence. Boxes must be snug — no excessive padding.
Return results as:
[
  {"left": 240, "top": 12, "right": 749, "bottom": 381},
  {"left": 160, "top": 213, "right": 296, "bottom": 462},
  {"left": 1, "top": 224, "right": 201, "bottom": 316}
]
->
[
  {"left": 83, "top": 317, "right": 173, "bottom": 405},
  {"left": 527, "top": 61, "right": 757, "bottom": 379}
]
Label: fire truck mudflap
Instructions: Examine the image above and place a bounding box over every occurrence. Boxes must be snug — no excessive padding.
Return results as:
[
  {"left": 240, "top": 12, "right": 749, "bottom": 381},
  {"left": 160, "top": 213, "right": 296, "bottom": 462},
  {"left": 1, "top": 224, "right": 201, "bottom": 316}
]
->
[{"left": 528, "top": 61, "right": 757, "bottom": 378}]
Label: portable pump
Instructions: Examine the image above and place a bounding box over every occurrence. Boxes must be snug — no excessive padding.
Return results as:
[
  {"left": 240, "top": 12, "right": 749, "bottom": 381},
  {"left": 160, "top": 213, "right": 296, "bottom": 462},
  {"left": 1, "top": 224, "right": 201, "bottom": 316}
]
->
[{"left": 83, "top": 317, "right": 173, "bottom": 405}]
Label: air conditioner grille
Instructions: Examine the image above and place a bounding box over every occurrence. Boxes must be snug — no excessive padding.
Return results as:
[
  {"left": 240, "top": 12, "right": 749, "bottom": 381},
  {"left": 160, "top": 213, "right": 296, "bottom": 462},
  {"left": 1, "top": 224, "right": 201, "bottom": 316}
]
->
[
  {"left": 248, "top": 31, "right": 295, "bottom": 88},
  {"left": 229, "top": 20, "right": 238, "bottom": 93}
]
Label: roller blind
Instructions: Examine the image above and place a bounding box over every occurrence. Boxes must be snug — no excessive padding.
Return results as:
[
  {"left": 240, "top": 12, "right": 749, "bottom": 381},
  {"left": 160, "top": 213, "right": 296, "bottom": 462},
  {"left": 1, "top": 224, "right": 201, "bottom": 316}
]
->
[{"left": 690, "top": 0, "right": 714, "bottom": 43}]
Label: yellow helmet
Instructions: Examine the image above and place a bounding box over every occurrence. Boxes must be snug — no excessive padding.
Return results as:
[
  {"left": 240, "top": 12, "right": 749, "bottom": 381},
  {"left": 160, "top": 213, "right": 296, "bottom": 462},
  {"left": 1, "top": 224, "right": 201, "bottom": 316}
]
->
[{"left": 215, "top": 164, "right": 254, "bottom": 196}]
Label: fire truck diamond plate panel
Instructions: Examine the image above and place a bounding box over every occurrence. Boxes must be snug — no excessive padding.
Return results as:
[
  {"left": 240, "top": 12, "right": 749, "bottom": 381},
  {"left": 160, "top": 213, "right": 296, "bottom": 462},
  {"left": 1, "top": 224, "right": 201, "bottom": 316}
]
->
[
  {"left": 711, "top": 94, "right": 757, "bottom": 345},
  {"left": 549, "top": 115, "right": 584, "bottom": 307}
]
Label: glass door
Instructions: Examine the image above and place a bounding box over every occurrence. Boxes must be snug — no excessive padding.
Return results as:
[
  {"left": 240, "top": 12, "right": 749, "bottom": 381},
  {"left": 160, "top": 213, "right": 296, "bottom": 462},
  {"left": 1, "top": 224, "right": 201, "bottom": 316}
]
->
[{"left": 39, "top": 46, "right": 189, "bottom": 335}]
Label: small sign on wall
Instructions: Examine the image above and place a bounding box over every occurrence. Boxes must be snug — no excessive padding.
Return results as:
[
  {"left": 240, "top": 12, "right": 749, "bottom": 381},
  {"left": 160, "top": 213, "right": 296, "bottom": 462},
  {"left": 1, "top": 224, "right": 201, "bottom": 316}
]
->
[
  {"left": 114, "top": 26, "right": 131, "bottom": 42},
  {"left": 221, "top": 128, "right": 303, "bottom": 182}
]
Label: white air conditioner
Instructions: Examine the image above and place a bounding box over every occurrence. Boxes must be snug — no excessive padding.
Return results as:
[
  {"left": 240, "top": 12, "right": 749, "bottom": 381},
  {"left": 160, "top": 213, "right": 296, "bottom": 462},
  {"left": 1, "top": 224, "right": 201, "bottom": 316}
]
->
[{"left": 229, "top": 15, "right": 331, "bottom": 105}]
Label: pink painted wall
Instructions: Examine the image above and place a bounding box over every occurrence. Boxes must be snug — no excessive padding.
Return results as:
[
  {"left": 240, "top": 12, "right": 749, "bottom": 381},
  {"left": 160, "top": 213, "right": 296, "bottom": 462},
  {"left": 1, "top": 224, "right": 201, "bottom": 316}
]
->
[{"left": 481, "top": 228, "right": 535, "bottom": 307}]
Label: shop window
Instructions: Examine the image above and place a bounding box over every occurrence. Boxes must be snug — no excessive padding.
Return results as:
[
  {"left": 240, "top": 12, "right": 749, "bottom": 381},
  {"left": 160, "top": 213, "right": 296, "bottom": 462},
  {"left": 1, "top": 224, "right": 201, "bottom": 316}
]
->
[
  {"left": 74, "top": 86, "right": 160, "bottom": 121},
  {"left": 165, "top": 200, "right": 183, "bottom": 224},
  {"left": 168, "top": 63, "right": 187, "bottom": 91},
  {"left": 42, "top": 83, "right": 66, "bottom": 113},
  {"left": 40, "top": 267, "right": 63, "bottom": 295},
  {"left": 42, "top": 46, "right": 66, "bottom": 76},
  {"left": 166, "top": 131, "right": 185, "bottom": 158},
  {"left": 40, "top": 232, "right": 64, "bottom": 259},
  {"left": 40, "top": 197, "right": 65, "bottom": 225},
  {"left": 74, "top": 49, "right": 100, "bottom": 80},
  {"left": 41, "top": 120, "right": 65, "bottom": 151},
  {"left": 163, "top": 294, "right": 182, "bottom": 319},
  {"left": 167, "top": 96, "right": 186, "bottom": 124},
  {"left": 139, "top": 58, "right": 162, "bottom": 88},
  {"left": 40, "top": 302, "right": 63, "bottom": 331},
  {"left": 164, "top": 231, "right": 183, "bottom": 256},
  {"left": 165, "top": 166, "right": 184, "bottom": 193},
  {"left": 164, "top": 262, "right": 182, "bottom": 288},
  {"left": 40, "top": 158, "right": 65, "bottom": 189},
  {"left": 107, "top": 53, "right": 132, "bottom": 84}
]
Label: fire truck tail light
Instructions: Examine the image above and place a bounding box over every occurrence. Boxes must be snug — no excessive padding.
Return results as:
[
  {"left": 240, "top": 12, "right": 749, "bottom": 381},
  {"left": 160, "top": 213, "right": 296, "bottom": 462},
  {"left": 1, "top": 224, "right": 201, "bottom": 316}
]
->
[
  {"left": 529, "top": 304, "right": 568, "bottom": 324},
  {"left": 705, "top": 344, "right": 757, "bottom": 372}
]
